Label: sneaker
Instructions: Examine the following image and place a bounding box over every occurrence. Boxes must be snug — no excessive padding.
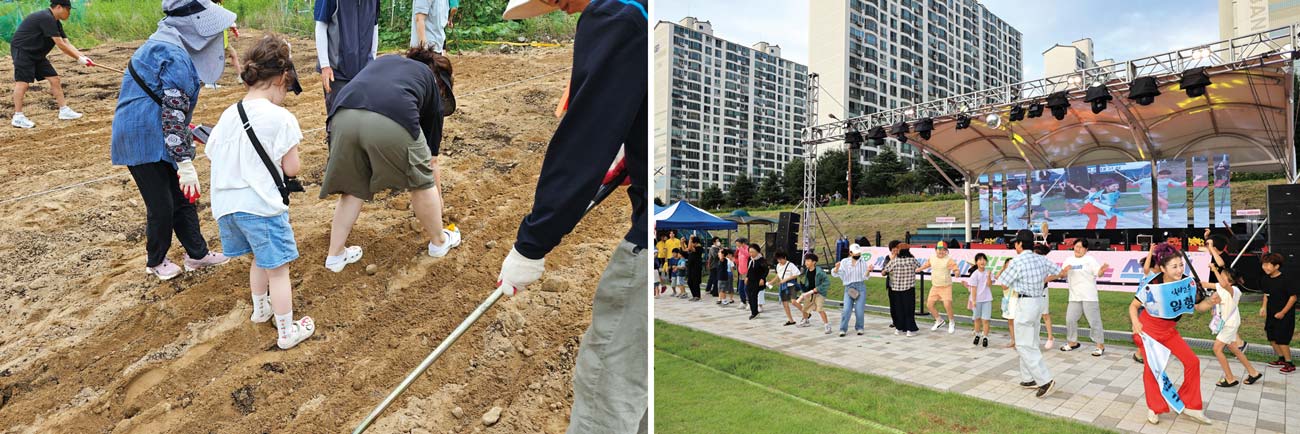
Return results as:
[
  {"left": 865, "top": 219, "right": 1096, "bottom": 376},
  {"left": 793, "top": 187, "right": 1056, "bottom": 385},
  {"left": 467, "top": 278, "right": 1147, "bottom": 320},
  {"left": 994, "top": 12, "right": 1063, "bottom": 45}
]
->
[
  {"left": 947, "top": 322, "right": 955, "bottom": 334},
  {"left": 783, "top": 321, "right": 796, "bottom": 326},
  {"left": 146, "top": 259, "right": 183, "bottom": 281},
  {"left": 905, "top": 331, "right": 916, "bottom": 337},
  {"left": 1091, "top": 348, "right": 1105, "bottom": 357},
  {"left": 325, "top": 246, "right": 364, "bottom": 272},
  {"left": 1182, "top": 409, "right": 1212, "bottom": 425},
  {"left": 250, "top": 298, "right": 272, "bottom": 323},
  {"left": 982, "top": 337, "right": 989, "bottom": 347},
  {"left": 797, "top": 319, "right": 811, "bottom": 327},
  {"left": 716, "top": 300, "right": 722, "bottom": 305},
  {"left": 1282, "top": 364, "right": 1296, "bottom": 374},
  {"left": 894, "top": 329, "right": 901, "bottom": 335},
  {"left": 1147, "top": 409, "right": 1160, "bottom": 425},
  {"left": 427, "top": 226, "right": 462, "bottom": 258},
  {"left": 838, "top": 331, "right": 846, "bottom": 337},
  {"left": 11, "top": 113, "right": 34, "bottom": 129},
  {"left": 1238, "top": 341, "right": 1248, "bottom": 353},
  {"left": 1018, "top": 380, "right": 1038, "bottom": 389},
  {"left": 1268, "top": 358, "right": 1288, "bottom": 368},
  {"left": 204, "top": 83, "right": 222, "bottom": 89},
  {"left": 856, "top": 330, "right": 863, "bottom": 336},
  {"left": 973, "top": 336, "right": 981, "bottom": 345},
  {"left": 824, "top": 324, "right": 832, "bottom": 334},
  {"left": 690, "top": 297, "right": 701, "bottom": 302},
  {"left": 57, "top": 106, "right": 82, "bottom": 120},
  {"left": 1060, "top": 343, "right": 1081, "bottom": 352},
  {"left": 276, "top": 316, "right": 315, "bottom": 350},
  {"left": 1043, "top": 337, "right": 1055, "bottom": 350},
  {"left": 1035, "top": 380, "right": 1057, "bottom": 398},
  {"left": 931, "top": 320, "right": 945, "bottom": 331},
  {"left": 749, "top": 314, "right": 759, "bottom": 320},
  {"left": 183, "top": 252, "right": 230, "bottom": 271}
]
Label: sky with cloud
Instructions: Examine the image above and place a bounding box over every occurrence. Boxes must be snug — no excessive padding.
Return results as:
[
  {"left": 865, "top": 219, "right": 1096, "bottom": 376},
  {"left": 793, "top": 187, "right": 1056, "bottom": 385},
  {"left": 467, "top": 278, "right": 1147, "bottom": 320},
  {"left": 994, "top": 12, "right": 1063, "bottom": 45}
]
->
[{"left": 653, "top": 0, "right": 1220, "bottom": 81}]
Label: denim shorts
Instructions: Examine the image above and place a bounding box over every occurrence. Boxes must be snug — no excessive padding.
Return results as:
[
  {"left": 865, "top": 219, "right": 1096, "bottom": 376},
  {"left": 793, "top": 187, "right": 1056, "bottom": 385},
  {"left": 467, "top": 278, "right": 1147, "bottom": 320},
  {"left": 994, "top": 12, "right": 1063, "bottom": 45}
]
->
[
  {"left": 217, "top": 212, "right": 299, "bottom": 269},
  {"left": 972, "top": 301, "right": 993, "bottom": 320}
]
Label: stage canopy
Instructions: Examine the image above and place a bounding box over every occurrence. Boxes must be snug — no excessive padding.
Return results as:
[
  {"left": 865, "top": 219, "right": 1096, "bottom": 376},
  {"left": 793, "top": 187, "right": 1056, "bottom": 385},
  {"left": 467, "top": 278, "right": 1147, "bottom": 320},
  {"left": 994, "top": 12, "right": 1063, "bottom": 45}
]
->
[
  {"left": 807, "top": 26, "right": 1300, "bottom": 180},
  {"left": 654, "top": 201, "right": 738, "bottom": 230}
]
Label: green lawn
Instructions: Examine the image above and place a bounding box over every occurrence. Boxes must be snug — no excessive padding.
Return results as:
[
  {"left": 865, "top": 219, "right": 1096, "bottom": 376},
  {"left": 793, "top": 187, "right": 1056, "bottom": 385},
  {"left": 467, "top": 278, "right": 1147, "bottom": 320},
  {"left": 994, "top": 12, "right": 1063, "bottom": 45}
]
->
[{"left": 654, "top": 321, "right": 1115, "bottom": 434}]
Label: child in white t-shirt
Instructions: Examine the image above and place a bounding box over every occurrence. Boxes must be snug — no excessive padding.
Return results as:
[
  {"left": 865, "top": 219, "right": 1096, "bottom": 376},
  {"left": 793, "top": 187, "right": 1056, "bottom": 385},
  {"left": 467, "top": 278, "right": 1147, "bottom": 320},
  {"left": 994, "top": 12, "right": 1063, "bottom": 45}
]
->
[
  {"left": 1205, "top": 263, "right": 1262, "bottom": 387},
  {"left": 206, "top": 35, "right": 314, "bottom": 350}
]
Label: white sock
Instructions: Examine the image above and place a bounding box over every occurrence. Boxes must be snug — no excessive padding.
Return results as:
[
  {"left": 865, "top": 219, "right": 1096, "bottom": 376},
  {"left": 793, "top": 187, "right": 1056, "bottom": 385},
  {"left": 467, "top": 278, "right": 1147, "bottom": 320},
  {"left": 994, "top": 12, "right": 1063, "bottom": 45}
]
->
[
  {"left": 274, "top": 312, "right": 294, "bottom": 340},
  {"left": 251, "top": 292, "right": 269, "bottom": 317}
]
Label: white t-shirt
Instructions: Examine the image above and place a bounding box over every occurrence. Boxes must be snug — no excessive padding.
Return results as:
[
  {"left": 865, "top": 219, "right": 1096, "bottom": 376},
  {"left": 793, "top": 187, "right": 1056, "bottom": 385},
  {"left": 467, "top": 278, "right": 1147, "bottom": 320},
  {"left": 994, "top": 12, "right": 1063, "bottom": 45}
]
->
[
  {"left": 206, "top": 98, "right": 303, "bottom": 219},
  {"left": 1062, "top": 255, "right": 1102, "bottom": 302},
  {"left": 1215, "top": 282, "right": 1242, "bottom": 328},
  {"left": 774, "top": 261, "right": 801, "bottom": 284}
]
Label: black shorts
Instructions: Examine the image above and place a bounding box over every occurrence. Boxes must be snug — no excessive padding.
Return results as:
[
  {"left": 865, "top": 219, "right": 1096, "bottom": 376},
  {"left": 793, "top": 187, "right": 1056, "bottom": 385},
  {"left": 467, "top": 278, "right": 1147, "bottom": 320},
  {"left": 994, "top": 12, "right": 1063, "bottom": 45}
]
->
[
  {"left": 1265, "top": 315, "right": 1295, "bottom": 345},
  {"left": 12, "top": 50, "right": 57, "bottom": 83}
]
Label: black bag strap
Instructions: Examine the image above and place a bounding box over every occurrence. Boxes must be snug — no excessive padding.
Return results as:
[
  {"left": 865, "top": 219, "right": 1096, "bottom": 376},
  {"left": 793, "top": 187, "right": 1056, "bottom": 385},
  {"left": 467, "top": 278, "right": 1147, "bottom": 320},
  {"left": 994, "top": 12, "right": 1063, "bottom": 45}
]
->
[
  {"left": 128, "top": 61, "right": 164, "bottom": 106},
  {"left": 236, "top": 101, "right": 290, "bottom": 206}
]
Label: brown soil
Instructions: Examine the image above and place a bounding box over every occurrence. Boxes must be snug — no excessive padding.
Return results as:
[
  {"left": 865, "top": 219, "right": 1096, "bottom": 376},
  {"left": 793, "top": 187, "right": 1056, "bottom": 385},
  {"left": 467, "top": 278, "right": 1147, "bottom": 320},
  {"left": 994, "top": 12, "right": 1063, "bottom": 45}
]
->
[{"left": 0, "top": 32, "right": 629, "bottom": 433}]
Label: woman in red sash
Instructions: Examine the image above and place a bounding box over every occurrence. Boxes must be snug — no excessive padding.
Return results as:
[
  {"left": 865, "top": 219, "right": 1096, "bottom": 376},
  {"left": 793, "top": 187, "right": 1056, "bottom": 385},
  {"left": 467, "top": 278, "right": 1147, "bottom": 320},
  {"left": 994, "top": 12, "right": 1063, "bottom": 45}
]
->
[{"left": 1129, "top": 243, "right": 1219, "bottom": 425}]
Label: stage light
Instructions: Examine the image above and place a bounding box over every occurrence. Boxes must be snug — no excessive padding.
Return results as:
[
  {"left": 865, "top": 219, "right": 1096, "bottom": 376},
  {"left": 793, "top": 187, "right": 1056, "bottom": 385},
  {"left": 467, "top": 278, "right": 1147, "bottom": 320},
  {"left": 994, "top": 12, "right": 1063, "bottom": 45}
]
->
[
  {"left": 1127, "top": 76, "right": 1161, "bottom": 105},
  {"left": 984, "top": 113, "right": 1001, "bottom": 129},
  {"left": 1192, "top": 47, "right": 1211, "bottom": 61},
  {"left": 889, "top": 121, "right": 910, "bottom": 144},
  {"left": 1084, "top": 84, "right": 1112, "bottom": 114},
  {"left": 914, "top": 117, "right": 934, "bottom": 140},
  {"left": 1008, "top": 104, "right": 1025, "bottom": 122},
  {"left": 845, "top": 129, "right": 864, "bottom": 148},
  {"left": 1027, "top": 102, "right": 1044, "bottom": 118},
  {"left": 1067, "top": 75, "right": 1082, "bottom": 88},
  {"left": 955, "top": 114, "right": 971, "bottom": 129},
  {"left": 904, "top": 108, "right": 916, "bottom": 117},
  {"left": 1046, "top": 91, "right": 1070, "bottom": 120},
  {"left": 866, "top": 125, "right": 886, "bottom": 147},
  {"left": 1180, "top": 67, "right": 1211, "bottom": 98}
]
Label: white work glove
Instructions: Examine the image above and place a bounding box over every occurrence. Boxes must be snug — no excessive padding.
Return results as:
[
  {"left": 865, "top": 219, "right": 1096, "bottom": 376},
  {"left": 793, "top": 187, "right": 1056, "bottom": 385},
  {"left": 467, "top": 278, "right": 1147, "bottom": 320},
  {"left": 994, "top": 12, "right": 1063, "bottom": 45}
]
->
[
  {"left": 497, "top": 247, "right": 545, "bottom": 296},
  {"left": 78, "top": 56, "right": 93, "bottom": 67},
  {"left": 176, "top": 160, "right": 201, "bottom": 202}
]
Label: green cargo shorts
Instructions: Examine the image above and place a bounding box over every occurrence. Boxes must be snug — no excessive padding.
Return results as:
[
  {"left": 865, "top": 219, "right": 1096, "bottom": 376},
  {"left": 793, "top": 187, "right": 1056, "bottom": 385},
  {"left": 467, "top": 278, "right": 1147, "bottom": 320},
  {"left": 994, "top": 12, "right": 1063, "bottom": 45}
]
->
[{"left": 320, "top": 109, "right": 435, "bottom": 200}]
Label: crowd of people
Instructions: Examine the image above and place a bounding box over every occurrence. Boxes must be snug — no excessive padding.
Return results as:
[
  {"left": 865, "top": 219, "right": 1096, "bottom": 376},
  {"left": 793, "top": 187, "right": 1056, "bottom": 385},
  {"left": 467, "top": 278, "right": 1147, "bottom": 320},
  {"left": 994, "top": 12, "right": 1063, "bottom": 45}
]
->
[{"left": 656, "top": 228, "right": 1295, "bottom": 425}]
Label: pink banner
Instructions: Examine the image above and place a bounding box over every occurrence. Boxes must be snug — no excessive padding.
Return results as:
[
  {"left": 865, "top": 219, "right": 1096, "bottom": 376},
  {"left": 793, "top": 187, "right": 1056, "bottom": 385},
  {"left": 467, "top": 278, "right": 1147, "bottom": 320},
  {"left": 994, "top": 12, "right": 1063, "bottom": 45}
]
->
[{"left": 853, "top": 247, "right": 1211, "bottom": 292}]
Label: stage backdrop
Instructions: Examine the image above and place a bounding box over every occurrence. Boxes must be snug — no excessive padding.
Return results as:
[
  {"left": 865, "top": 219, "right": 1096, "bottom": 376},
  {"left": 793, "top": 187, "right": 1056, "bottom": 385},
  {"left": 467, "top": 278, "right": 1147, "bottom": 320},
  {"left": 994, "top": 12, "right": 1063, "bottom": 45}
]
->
[
  {"left": 1193, "top": 156, "right": 1210, "bottom": 227},
  {"left": 851, "top": 247, "right": 1212, "bottom": 292}
]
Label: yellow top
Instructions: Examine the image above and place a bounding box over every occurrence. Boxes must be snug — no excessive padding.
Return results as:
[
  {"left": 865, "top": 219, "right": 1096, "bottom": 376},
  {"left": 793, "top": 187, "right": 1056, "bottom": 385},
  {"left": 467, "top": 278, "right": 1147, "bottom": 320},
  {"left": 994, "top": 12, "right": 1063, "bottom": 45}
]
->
[{"left": 660, "top": 238, "right": 682, "bottom": 259}]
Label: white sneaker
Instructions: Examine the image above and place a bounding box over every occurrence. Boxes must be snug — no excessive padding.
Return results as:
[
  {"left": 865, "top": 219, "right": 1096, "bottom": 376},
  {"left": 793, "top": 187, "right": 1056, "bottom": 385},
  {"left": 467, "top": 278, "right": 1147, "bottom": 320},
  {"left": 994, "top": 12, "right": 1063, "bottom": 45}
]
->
[
  {"left": 948, "top": 322, "right": 955, "bottom": 334},
  {"left": 824, "top": 324, "right": 832, "bottom": 334},
  {"left": 325, "top": 246, "right": 363, "bottom": 272},
  {"left": 427, "top": 226, "right": 462, "bottom": 258},
  {"left": 1044, "top": 337, "right": 1055, "bottom": 350},
  {"left": 204, "top": 83, "right": 221, "bottom": 89},
  {"left": 894, "top": 329, "right": 901, "bottom": 335},
  {"left": 57, "top": 106, "right": 82, "bottom": 120},
  {"left": 931, "top": 320, "right": 945, "bottom": 331},
  {"left": 11, "top": 113, "right": 34, "bottom": 128},
  {"left": 277, "top": 316, "right": 315, "bottom": 350},
  {"left": 906, "top": 331, "right": 917, "bottom": 337},
  {"left": 250, "top": 298, "right": 272, "bottom": 323}
]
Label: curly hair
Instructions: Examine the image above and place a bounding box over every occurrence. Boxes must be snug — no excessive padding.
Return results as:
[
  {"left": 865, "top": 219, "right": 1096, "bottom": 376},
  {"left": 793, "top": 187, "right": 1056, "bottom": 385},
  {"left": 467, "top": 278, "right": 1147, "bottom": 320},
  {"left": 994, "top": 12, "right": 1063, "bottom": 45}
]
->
[
  {"left": 240, "top": 34, "right": 297, "bottom": 88},
  {"left": 1152, "top": 242, "right": 1182, "bottom": 268}
]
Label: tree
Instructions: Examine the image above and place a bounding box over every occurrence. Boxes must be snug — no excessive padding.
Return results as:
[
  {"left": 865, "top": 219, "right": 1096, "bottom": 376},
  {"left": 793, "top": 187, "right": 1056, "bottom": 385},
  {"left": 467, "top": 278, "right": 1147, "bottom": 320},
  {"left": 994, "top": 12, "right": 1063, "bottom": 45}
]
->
[
  {"left": 654, "top": 196, "right": 666, "bottom": 207},
  {"left": 728, "top": 174, "right": 758, "bottom": 208},
  {"left": 912, "top": 155, "right": 965, "bottom": 193},
  {"left": 698, "top": 185, "right": 724, "bottom": 210},
  {"left": 782, "top": 158, "right": 805, "bottom": 204},
  {"left": 860, "top": 148, "right": 908, "bottom": 197},
  {"left": 758, "top": 174, "right": 784, "bottom": 206},
  {"left": 815, "top": 150, "right": 865, "bottom": 199}
]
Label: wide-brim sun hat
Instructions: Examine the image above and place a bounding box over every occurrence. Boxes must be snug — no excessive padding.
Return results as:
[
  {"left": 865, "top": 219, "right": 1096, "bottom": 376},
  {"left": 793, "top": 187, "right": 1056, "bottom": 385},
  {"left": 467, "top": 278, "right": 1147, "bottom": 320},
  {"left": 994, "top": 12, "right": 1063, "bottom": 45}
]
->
[
  {"left": 162, "top": 0, "right": 235, "bottom": 38},
  {"left": 502, "top": 0, "right": 560, "bottom": 20}
]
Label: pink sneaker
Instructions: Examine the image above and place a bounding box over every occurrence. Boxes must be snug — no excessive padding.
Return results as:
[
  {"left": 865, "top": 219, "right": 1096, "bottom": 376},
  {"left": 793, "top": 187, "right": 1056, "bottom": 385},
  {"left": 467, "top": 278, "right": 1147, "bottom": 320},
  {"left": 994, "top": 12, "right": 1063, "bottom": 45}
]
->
[
  {"left": 146, "top": 259, "right": 183, "bottom": 281},
  {"left": 184, "top": 252, "right": 230, "bottom": 271}
]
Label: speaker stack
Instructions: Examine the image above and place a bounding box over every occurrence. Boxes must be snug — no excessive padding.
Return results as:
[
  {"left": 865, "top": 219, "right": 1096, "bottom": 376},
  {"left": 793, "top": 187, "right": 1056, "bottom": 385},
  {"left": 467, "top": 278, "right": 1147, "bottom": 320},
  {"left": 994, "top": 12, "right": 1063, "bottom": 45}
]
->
[
  {"left": 1268, "top": 184, "right": 1300, "bottom": 263},
  {"left": 774, "top": 212, "right": 800, "bottom": 258}
]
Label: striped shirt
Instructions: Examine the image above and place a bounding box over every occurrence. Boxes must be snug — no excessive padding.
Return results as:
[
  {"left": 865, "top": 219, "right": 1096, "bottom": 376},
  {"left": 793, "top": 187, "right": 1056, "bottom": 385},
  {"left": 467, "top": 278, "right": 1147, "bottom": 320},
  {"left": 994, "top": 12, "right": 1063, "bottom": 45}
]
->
[
  {"left": 998, "top": 251, "right": 1060, "bottom": 297},
  {"left": 883, "top": 257, "right": 920, "bottom": 291},
  {"left": 832, "top": 257, "right": 872, "bottom": 285}
]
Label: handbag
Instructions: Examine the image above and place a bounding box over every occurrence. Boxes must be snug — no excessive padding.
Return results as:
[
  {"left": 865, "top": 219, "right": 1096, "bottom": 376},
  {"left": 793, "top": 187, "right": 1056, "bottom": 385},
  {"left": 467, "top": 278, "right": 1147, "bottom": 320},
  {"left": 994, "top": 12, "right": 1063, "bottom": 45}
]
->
[
  {"left": 236, "top": 101, "right": 304, "bottom": 205},
  {"left": 1209, "top": 288, "right": 1238, "bottom": 335},
  {"left": 847, "top": 287, "right": 861, "bottom": 300}
]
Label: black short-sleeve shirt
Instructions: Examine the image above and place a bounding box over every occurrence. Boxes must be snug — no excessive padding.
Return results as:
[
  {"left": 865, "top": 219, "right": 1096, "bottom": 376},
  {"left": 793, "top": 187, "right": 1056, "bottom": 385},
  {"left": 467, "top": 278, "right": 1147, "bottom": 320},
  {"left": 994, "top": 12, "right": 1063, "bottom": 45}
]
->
[
  {"left": 11, "top": 9, "right": 64, "bottom": 56},
  {"left": 1261, "top": 274, "right": 1297, "bottom": 316}
]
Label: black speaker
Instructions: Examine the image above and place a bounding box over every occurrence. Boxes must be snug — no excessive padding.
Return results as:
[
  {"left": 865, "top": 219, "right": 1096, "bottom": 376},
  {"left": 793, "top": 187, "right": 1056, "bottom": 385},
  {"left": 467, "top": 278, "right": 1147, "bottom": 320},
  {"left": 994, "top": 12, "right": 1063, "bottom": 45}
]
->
[
  {"left": 1087, "top": 238, "right": 1111, "bottom": 251},
  {"left": 764, "top": 232, "right": 779, "bottom": 258},
  {"left": 1269, "top": 184, "right": 1300, "bottom": 261}
]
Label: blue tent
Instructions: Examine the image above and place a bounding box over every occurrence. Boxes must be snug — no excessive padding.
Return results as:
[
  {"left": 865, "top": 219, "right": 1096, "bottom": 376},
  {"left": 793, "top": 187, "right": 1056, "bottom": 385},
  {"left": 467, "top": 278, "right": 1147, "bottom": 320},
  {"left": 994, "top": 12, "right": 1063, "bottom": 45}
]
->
[{"left": 653, "top": 201, "right": 738, "bottom": 230}]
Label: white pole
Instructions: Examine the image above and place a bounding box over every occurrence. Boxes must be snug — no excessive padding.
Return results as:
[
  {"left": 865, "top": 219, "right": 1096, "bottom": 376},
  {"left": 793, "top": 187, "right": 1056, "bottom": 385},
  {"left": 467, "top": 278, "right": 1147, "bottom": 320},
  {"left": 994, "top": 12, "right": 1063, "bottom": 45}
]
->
[{"left": 963, "top": 179, "right": 973, "bottom": 243}]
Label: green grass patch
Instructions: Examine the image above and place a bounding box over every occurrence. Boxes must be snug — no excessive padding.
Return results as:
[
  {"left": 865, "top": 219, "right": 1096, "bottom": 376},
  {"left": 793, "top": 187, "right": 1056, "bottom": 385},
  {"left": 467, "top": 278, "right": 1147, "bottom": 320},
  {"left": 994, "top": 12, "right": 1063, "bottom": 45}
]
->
[{"left": 654, "top": 321, "right": 1115, "bottom": 434}]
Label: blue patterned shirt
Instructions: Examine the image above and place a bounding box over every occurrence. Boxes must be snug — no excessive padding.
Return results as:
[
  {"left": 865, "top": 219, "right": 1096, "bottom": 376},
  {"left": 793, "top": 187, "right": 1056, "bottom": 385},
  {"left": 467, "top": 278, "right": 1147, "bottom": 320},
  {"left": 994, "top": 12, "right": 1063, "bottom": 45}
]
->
[
  {"left": 999, "top": 251, "right": 1059, "bottom": 297},
  {"left": 110, "top": 39, "right": 200, "bottom": 167}
]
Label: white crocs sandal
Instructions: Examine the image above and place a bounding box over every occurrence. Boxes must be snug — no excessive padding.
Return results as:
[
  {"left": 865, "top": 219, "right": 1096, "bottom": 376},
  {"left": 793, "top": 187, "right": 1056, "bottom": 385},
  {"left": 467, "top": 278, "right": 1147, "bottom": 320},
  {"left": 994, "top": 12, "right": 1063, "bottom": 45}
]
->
[
  {"left": 427, "top": 227, "right": 462, "bottom": 258},
  {"left": 277, "top": 316, "right": 315, "bottom": 350},
  {"left": 325, "top": 246, "right": 363, "bottom": 272}
]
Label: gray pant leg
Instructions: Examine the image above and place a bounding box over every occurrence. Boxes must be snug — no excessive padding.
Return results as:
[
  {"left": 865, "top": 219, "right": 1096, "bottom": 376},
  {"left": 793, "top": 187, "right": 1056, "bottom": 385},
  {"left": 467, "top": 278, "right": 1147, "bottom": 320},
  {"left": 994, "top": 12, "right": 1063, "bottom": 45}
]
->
[
  {"left": 567, "top": 241, "right": 648, "bottom": 434},
  {"left": 1083, "top": 301, "right": 1105, "bottom": 345},
  {"left": 1065, "top": 301, "right": 1083, "bottom": 343}
]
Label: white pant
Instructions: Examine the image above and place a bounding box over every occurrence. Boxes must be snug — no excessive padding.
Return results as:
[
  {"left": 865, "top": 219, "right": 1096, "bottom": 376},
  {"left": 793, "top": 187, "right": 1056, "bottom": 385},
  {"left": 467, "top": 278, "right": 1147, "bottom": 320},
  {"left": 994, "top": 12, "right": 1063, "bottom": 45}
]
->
[{"left": 1015, "top": 296, "right": 1053, "bottom": 384}]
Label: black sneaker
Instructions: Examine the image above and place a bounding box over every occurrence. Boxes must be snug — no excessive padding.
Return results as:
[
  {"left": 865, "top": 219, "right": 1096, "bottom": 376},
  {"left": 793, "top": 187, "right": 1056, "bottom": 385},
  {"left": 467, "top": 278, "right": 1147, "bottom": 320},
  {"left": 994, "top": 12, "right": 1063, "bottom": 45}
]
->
[
  {"left": 1019, "top": 381, "right": 1038, "bottom": 389},
  {"left": 749, "top": 314, "right": 758, "bottom": 320},
  {"left": 784, "top": 321, "right": 796, "bottom": 326},
  {"left": 1036, "top": 380, "right": 1057, "bottom": 398},
  {"left": 690, "top": 297, "right": 701, "bottom": 302},
  {"left": 716, "top": 300, "right": 722, "bottom": 305},
  {"left": 973, "top": 336, "right": 981, "bottom": 345},
  {"left": 982, "top": 337, "right": 989, "bottom": 347}
]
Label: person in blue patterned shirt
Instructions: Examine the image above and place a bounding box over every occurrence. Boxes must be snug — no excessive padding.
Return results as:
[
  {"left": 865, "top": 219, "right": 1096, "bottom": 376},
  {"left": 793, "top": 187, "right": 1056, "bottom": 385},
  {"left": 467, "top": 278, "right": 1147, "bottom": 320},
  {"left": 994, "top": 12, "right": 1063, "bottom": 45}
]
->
[{"left": 997, "top": 232, "right": 1060, "bottom": 398}]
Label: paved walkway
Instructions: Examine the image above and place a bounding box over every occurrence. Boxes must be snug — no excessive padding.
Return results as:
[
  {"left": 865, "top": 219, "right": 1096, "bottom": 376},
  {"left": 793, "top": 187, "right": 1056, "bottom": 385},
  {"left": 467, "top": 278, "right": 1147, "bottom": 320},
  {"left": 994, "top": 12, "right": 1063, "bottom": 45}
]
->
[{"left": 655, "top": 294, "right": 1300, "bottom": 434}]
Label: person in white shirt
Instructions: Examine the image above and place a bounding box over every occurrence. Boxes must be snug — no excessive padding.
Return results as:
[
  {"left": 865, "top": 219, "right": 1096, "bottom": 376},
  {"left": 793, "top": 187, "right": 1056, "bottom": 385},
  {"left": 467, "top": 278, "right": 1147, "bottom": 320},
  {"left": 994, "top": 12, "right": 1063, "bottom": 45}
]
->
[
  {"left": 772, "top": 251, "right": 803, "bottom": 326},
  {"left": 206, "top": 35, "right": 314, "bottom": 350},
  {"left": 1204, "top": 255, "right": 1262, "bottom": 387},
  {"left": 832, "top": 244, "right": 872, "bottom": 336},
  {"left": 1053, "top": 239, "right": 1109, "bottom": 356}
]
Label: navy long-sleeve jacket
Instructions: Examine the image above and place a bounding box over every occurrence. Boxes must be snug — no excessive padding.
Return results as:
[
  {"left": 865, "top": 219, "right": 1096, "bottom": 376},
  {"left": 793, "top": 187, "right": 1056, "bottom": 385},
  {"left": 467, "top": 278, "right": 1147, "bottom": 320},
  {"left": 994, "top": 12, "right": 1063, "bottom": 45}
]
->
[{"left": 513, "top": 0, "right": 648, "bottom": 259}]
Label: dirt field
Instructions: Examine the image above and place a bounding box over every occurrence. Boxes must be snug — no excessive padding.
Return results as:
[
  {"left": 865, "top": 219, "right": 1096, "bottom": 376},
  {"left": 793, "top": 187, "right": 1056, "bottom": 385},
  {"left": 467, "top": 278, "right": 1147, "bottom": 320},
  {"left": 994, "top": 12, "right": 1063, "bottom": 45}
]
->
[{"left": 0, "top": 32, "right": 631, "bottom": 433}]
